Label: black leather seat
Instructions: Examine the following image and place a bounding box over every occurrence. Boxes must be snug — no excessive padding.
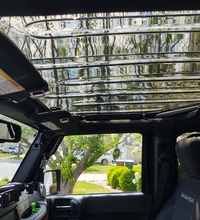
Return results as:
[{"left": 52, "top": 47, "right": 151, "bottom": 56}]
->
[{"left": 156, "top": 136, "right": 200, "bottom": 220}]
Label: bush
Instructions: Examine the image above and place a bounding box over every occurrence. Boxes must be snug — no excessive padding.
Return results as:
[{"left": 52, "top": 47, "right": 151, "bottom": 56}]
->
[
  {"left": 107, "top": 164, "right": 142, "bottom": 192},
  {"left": 133, "top": 171, "right": 142, "bottom": 192},
  {"left": 132, "top": 164, "right": 141, "bottom": 173},
  {"left": 107, "top": 167, "right": 116, "bottom": 185},
  {"left": 108, "top": 166, "right": 128, "bottom": 189},
  {"left": 132, "top": 164, "right": 142, "bottom": 192},
  {"left": 111, "top": 167, "right": 127, "bottom": 189},
  {"left": 119, "top": 169, "right": 136, "bottom": 191}
]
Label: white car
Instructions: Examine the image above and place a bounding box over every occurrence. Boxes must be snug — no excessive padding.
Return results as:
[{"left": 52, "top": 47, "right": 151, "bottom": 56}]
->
[
  {"left": 1, "top": 146, "right": 19, "bottom": 154},
  {"left": 96, "top": 150, "right": 114, "bottom": 165}
]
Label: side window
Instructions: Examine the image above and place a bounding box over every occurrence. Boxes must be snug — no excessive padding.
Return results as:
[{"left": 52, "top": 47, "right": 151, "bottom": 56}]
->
[
  {"left": 0, "top": 115, "right": 36, "bottom": 187},
  {"left": 47, "top": 133, "right": 142, "bottom": 195}
]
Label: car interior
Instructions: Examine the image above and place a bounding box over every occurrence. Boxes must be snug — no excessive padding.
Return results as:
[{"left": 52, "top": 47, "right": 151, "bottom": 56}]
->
[{"left": 0, "top": 1, "right": 200, "bottom": 220}]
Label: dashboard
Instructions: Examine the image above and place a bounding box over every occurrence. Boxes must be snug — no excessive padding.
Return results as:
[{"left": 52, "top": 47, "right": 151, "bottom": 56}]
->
[
  {"left": 0, "top": 182, "right": 150, "bottom": 220},
  {"left": 0, "top": 182, "right": 47, "bottom": 220}
]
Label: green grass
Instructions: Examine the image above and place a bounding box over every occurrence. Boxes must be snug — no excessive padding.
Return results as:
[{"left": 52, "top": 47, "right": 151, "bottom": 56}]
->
[
  {"left": 73, "top": 181, "right": 111, "bottom": 194},
  {"left": 85, "top": 164, "right": 115, "bottom": 174},
  {"left": 0, "top": 152, "right": 12, "bottom": 159},
  {"left": 0, "top": 178, "right": 9, "bottom": 186},
  {"left": 0, "top": 151, "right": 24, "bottom": 160},
  {"left": 11, "top": 155, "right": 24, "bottom": 160}
]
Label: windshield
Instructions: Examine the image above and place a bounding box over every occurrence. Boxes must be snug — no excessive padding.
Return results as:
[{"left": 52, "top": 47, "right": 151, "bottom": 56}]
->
[
  {"left": 0, "top": 114, "right": 37, "bottom": 186},
  {"left": 1, "top": 11, "right": 200, "bottom": 115}
]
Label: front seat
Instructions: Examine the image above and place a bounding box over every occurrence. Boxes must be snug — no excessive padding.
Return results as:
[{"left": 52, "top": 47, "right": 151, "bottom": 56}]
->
[{"left": 157, "top": 136, "right": 200, "bottom": 220}]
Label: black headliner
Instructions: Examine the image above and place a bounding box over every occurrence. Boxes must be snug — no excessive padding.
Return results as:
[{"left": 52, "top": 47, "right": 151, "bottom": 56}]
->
[{"left": 0, "top": 0, "right": 199, "bottom": 16}]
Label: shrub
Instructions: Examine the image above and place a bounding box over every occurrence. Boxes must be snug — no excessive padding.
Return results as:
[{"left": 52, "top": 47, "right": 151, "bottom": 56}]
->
[
  {"left": 111, "top": 167, "right": 125, "bottom": 189},
  {"left": 110, "top": 170, "right": 119, "bottom": 189},
  {"left": 132, "top": 164, "right": 142, "bottom": 192},
  {"left": 133, "top": 171, "right": 142, "bottom": 192},
  {"left": 132, "top": 164, "right": 141, "bottom": 173},
  {"left": 107, "top": 164, "right": 142, "bottom": 191},
  {"left": 119, "top": 169, "right": 136, "bottom": 191},
  {"left": 108, "top": 166, "right": 128, "bottom": 189},
  {"left": 107, "top": 167, "right": 116, "bottom": 185}
]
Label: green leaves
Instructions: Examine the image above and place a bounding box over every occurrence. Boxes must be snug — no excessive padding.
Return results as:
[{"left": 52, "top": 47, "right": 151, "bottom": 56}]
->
[{"left": 49, "top": 134, "right": 121, "bottom": 192}]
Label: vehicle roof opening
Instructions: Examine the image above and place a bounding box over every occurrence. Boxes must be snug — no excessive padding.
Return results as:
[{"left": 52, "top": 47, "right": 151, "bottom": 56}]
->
[{"left": 2, "top": 11, "right": 200, "bottom": 117}]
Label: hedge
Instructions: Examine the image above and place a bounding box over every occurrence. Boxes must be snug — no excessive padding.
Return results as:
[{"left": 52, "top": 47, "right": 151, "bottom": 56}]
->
[
  {"left": 132, "top": 164, "right": 142, "bottom": 191},
  {"left": 107, "top": 164, "right": 142, "bottom": 192},
  {"left": 119, "top": 169, "right": 136, "bottom": 191},
  {"left": 107, "top": 167, "right": 117, "bottom": 185},
  {"left": 109, "top": 166, "right": 128, "bottom": 189}
]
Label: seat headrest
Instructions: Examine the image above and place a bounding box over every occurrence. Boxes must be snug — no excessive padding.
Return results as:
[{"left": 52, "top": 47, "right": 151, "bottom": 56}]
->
[{"left": 177, "top": 136, "right": 200, "bottom": 179}]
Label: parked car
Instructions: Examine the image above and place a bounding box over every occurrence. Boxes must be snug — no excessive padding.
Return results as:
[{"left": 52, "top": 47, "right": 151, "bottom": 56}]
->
[
  {"left": 0, "top": 143, "right": 22, "bottom": 154},
  {"left": 96, "top": 149, "right": 114, "bottom": 165},
  {"left": 2, "top": 146, "right": 18, "bottom": 154}
]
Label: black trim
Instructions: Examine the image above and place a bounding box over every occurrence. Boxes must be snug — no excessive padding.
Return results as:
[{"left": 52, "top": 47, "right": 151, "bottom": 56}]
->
[{"left": 0, "top": 1, "right": 200, "bottom": 16}]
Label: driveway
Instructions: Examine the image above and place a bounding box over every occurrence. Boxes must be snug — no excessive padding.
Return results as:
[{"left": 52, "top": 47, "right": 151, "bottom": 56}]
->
[
  {"left": 78, "top": 173, "right": 106, "bottom": 185},
  {"left": 78, "top": 173, "right": 121, "bottom": 192}
]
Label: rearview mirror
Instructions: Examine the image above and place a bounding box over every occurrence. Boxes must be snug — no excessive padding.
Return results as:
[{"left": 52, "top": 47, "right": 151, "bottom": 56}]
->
[{"left": 0, "top": 119, "right": 21, "bottom": 143}]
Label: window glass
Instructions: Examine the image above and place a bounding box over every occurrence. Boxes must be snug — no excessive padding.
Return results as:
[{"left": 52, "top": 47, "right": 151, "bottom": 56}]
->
[
  {"left": 0, "top": 114, "right": 37, "bottom": 186},
  {"left": 47, "top": 133, "right": 142, "bottom": 195}
]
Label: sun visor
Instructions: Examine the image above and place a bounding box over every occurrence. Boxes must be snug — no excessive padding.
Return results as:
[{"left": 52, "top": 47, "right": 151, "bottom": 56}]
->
[
  {"left": 0, "top": 69, "right": 25, "bottom": 95},
  {"left": 0, "top": 32, "right": 48, "bottom": 97}
]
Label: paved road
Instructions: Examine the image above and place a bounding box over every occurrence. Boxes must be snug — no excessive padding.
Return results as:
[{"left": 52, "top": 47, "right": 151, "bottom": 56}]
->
[{"left": 0, "top": 160, "right": 21, "bottom": 179}]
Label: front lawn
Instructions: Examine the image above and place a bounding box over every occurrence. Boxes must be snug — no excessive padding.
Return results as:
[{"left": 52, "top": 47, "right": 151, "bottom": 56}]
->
[
  {"left": 0, "top": 152, "right": 12, "bottom": 159},
  {"left": 73, "top": 181, "right": 111, "bottom": 194},
  {"left": 0, "top": 152, "right": 23, "bottom": 160},
  {"left": 85, "top": 164, "right": 115, "bottom": 174},
  {"left": 0, "top": 178, "right": 9, "bottom": 186}
]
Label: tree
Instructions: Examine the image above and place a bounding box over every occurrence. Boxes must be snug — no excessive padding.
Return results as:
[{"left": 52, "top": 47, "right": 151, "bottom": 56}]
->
[
  {"left": 21, "top": 126, "right": 37, "bottom": 146},
  {"left": 112, "top": 148, "right": 121, "bottom": 160},
  {"left": 49, "top": 134, "right": 120, "bottom": 193}
]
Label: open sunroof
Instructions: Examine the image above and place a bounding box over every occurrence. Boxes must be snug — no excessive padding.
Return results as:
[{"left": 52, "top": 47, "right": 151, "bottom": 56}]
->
[{"left": 3, "top": 11, "right": 200, "bottom": 115}]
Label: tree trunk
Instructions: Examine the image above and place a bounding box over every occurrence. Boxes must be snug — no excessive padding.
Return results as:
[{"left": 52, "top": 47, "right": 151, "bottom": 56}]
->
[
  {"left": 62, "top": 149, "right": 91, "bottom": 194},
  {"left": 62, "top": 179, "right": 76, "bottom": 194}
]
